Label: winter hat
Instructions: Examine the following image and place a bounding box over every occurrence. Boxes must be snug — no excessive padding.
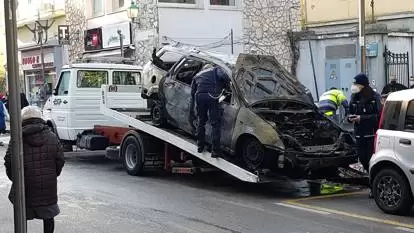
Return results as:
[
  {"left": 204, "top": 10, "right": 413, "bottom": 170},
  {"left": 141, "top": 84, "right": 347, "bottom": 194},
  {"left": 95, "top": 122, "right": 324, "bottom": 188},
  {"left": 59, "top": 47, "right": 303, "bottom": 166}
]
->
[
  {"left": 353, "top": 73, "right": 369, "bottom": 86},
  {"left": 21, "top": 106, "right": 42, "bottom": 121}
]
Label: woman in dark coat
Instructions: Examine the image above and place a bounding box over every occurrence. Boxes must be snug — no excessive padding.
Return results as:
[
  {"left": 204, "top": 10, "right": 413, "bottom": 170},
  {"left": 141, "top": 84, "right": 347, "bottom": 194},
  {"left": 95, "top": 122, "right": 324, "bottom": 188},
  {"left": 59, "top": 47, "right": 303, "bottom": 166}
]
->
[{"left": 4, "top": 106, "right": 65, "bottom": 233}]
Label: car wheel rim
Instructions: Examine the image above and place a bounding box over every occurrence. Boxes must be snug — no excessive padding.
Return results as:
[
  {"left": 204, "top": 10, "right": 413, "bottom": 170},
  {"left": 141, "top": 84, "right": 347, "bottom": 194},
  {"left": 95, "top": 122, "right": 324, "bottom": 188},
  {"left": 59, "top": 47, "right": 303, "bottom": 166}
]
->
[
  {"left": 245, "top": 142, "right": 264, "bottom": 169},
  {"left": 377, "top": 175, "right": 402, "bottom": 208},
  {"left": 125, "top": 144, "right": 138, "bottom": 169}
]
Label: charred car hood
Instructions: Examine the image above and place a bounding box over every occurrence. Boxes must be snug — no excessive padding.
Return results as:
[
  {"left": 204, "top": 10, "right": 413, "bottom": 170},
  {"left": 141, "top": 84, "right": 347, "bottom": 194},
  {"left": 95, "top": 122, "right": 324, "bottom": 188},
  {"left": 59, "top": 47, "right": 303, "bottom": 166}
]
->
[
  {"left": 251, "top": 98, "right": 355, "bottom": 154},
  {"left": 233, "top": 54, "right": 312, "bottom": 105}
]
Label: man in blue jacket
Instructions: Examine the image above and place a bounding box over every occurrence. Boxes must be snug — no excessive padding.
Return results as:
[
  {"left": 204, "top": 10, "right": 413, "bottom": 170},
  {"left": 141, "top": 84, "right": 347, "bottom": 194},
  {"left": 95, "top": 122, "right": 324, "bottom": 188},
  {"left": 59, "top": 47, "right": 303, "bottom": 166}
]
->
[
  {"left": 348, "top": 73, "right": 382, "bottom": 172},
  {"left": 190, "top": 64, "right": 231, "bottom": 158}
]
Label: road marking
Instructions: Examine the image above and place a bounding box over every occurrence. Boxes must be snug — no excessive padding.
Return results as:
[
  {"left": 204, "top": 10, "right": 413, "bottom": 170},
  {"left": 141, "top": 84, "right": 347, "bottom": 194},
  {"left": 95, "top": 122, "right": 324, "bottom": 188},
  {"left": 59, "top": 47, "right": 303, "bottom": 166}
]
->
[
  {"left": 397, "top": 227, "right": 414, "bottom": 232},
  {"left": 275, "top": 203, "right": 331, "bottom": 215},
  {"left": 284, "top": 196, "right": 414, "bottom": 229},
  {"left": 290, "top": 191, "right": 367, "bottom": 202}
]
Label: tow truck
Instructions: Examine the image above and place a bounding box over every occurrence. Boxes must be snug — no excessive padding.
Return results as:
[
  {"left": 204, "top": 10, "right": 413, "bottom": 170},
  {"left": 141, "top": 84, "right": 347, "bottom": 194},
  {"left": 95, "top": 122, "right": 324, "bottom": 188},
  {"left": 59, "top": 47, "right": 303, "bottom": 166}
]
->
[{"left": 98, "top": 84, "right": 368, "bottom": 185}]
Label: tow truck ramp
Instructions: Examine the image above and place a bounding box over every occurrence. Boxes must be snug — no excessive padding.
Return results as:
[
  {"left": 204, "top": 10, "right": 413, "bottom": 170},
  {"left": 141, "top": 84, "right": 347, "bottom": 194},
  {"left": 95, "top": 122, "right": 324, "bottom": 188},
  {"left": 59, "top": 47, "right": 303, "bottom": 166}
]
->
[{"left": 100, "top": 85, "right": 261, "bottom": 183}]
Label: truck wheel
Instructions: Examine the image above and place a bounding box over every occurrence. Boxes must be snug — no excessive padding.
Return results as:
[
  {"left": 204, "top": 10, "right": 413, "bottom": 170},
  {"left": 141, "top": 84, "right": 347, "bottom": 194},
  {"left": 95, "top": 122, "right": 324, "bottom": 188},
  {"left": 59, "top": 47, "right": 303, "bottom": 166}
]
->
[
  {"left": 372, "top": 168, "right": 413, "bottom": 215},
  {"left": 242, "top": 137, "right": 265, "bottom": 171},
  {"left": 121, "top": 135, "right": 144, "bottom": 176},
  {"left": 151, "top": 102, "right": 166, "bottom": 127}
]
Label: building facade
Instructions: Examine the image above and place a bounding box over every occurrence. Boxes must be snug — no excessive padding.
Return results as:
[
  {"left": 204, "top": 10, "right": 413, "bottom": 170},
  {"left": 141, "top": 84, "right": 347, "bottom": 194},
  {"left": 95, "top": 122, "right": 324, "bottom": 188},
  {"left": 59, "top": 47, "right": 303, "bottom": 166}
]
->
[
  {"left": 17, "top": 0, "right": 67, "bottom": 106},
  {"left": 297, "top": 0, "right": 414, "bottom": 99},
  {"left": 72, "top": 0, "right": 244, "bottom": 66}
]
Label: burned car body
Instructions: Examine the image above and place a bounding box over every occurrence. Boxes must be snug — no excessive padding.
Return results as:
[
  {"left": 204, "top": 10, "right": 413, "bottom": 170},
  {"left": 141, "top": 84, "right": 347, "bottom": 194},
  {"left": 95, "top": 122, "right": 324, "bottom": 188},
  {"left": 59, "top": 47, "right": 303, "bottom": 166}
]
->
[
  {"left": 151, "top": 52, "right": 357, "bottom": 177},
  {"left": 141, "top": 47, "right": 185, "bottom": 99}
]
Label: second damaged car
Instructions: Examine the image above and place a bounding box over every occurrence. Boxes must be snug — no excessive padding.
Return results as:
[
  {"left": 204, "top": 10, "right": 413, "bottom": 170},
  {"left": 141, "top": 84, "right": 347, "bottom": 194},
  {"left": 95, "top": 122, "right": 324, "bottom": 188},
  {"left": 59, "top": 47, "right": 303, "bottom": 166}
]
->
[{"left": 151, "top": 53, "right": 357, "bottom": 178}]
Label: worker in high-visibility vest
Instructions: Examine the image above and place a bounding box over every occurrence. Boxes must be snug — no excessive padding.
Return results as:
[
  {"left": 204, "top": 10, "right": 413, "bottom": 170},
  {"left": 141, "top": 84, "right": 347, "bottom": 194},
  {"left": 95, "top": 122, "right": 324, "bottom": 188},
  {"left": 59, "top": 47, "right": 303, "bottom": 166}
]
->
[{"left": 318, "top": 87, "right": 349, "bottom": 118}]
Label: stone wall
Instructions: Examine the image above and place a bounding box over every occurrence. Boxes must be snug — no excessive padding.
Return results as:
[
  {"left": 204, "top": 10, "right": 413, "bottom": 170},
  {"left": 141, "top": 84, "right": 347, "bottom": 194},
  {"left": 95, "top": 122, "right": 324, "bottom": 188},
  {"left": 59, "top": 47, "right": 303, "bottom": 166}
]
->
[
  {"left": 243, "top": 0, "right": 301, "bottom": 73},
  {"left": 65, "top": 0, "right": 87, "bottom": 63},
  {"left": 133, "top": 0, "right": 159, "bottom": 66}
]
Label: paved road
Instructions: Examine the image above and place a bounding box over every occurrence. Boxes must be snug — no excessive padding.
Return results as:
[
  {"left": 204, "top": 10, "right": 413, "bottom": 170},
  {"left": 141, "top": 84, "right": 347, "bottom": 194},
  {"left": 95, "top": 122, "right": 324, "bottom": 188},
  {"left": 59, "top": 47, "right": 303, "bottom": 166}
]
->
[{"left": 0, "top": 147, "right": 413, "bottom": 233}]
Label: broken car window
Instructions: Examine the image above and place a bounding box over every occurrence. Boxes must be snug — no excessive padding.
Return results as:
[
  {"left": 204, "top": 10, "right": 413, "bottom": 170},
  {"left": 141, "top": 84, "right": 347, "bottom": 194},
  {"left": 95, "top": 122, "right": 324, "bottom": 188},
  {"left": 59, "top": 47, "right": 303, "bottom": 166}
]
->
[{"left": 175, "top": 59, "right": 203, "bottom": 86}]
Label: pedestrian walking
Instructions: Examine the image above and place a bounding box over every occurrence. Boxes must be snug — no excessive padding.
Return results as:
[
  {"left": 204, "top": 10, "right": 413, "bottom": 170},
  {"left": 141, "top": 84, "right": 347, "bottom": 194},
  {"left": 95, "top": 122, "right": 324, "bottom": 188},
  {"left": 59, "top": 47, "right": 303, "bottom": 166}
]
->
[
  {"left": 4, "top": 106, "right": 65, "bottom": 233},
  {"left": 348, "top": 73, "right": 382, "bottom": 172},
  {"left": 190, "top": 64, "right": 231, "bottom": 158},
  {"left": 318, "top": 87, "right": 349, "bottom": 120}
]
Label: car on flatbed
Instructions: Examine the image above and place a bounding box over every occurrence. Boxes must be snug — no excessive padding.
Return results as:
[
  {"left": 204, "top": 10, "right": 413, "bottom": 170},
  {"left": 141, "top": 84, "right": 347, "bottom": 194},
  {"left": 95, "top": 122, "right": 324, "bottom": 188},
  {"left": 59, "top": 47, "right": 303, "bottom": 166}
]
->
[
  {"left": 370, "top": 89, "right": 414, "bottom": 215},
  {"left": 149, "top": 50, "right": 358, "bottom": 178}
]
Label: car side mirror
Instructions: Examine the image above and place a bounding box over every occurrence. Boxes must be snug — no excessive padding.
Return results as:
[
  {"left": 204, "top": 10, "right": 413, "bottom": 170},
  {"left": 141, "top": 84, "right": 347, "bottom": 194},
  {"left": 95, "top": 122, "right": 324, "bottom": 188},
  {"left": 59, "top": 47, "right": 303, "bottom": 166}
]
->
[{"left": 53, "top": 89, "right": 58, "bottom": 96}]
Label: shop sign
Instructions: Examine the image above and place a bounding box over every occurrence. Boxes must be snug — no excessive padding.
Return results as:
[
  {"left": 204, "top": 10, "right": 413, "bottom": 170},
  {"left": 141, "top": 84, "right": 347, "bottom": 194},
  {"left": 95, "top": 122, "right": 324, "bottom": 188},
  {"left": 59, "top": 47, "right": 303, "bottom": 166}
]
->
[
  {"left": 102, "top": 22, "right": 131, "bottom": 49},
  {"left": 84, "top": 28, "right": 103, "bottom": 51},
  {"left": 58, "top": 25, "right": 70, "bottom": 45},
  {"left": 366, "top": 43, "right": 378, "bottom": 57},
  {"left": 21, "top": 53, "right": 54, "bottom": 71}
]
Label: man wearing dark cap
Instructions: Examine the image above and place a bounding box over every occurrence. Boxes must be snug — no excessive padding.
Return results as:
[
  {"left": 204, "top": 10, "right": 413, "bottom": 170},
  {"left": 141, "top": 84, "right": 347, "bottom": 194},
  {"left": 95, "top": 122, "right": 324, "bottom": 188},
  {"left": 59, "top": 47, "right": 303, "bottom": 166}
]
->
[
  {"left": 381, "top": 75, "right": 407, "bottom": 96},
  {"left": 348, "top": 73, "right": 382, "bottom": 172}
]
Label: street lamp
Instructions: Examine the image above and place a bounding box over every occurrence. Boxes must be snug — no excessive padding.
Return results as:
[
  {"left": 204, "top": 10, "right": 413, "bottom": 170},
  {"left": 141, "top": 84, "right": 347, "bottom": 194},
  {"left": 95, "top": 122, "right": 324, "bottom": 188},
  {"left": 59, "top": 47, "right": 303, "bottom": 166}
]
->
[{"left": 127, "top": 1, "right": 139, "bottom": 22}]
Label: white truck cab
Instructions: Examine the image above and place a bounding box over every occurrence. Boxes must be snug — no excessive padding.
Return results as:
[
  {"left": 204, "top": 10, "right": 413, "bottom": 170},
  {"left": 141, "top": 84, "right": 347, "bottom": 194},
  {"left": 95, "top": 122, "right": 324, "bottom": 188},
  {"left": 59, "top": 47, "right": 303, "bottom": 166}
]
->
[{"left": 43, "top": 63, "right": 145, "bottom": 149}]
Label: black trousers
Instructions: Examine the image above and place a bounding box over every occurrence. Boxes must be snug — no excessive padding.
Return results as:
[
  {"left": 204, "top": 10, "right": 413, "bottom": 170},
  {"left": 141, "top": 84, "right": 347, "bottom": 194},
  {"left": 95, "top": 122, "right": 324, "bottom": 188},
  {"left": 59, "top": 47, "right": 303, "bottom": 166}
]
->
[
  {"left": 356, "top": 136, "right": 375, "bottom": 171},
  {"left": 195, "top": 93, "right": 221, "bottom": 152},
  {"left": 43, "top": 218, "right": 54, "bottom": 233}
]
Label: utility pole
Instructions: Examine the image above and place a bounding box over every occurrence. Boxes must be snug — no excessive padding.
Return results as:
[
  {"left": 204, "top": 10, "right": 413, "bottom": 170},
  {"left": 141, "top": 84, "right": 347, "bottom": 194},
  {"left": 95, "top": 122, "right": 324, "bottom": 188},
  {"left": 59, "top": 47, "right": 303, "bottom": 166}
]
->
[
  {"left": 3, "top": 0, "right": 27, "bottom": 232},
  {"left": 359, "top": 0, "right": 366, "bottom": 73},
  {"left": 230, "top": 29, "right": 234, "bottom": 55},
  {"left": 37, "top": 12, "right": 46, "bottom": 95}
]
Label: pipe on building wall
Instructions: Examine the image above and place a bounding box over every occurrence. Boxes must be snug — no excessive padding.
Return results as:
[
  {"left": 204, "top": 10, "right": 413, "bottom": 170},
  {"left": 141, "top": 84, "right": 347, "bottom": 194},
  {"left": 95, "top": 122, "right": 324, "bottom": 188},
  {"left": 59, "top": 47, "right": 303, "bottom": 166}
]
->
[{"left": 300, "top": 0, "right": 308, "bottom": 29}]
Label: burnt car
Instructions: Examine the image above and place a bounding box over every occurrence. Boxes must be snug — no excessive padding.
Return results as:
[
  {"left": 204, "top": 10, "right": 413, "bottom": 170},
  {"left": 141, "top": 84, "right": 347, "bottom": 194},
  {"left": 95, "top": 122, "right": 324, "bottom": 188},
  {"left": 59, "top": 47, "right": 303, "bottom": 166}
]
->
[{"left": 151, "top": 52, "right": 357, "bottom": 178}]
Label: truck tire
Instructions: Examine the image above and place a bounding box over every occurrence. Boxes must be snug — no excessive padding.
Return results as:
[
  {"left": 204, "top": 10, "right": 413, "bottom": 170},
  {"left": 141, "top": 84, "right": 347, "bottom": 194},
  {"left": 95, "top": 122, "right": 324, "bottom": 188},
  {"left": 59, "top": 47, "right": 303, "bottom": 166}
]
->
[{"left": 121, "top": 135, "right": 144, "bottom": 176}]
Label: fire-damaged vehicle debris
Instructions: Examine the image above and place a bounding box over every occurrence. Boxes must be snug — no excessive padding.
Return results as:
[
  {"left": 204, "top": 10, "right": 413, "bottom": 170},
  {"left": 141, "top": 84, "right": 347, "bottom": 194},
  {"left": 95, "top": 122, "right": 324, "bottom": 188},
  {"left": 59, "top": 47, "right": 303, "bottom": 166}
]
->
[{"left": 150, "top": 52, "right": 357, "bottom": 178}]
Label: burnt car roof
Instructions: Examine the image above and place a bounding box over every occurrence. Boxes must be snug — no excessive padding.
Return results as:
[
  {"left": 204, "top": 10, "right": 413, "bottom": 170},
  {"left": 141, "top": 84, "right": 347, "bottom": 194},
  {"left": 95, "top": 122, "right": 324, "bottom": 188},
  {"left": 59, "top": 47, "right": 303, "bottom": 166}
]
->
[{"left": 233, "top": 54, "right": 311, "bottom": 105}]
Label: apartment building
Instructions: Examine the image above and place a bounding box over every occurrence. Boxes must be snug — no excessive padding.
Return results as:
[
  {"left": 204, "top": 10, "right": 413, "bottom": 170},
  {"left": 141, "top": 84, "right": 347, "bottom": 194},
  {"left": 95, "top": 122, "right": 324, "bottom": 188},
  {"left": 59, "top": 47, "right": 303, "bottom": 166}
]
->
[
  {"left": 17, "top": 0, "right": 67, "bottom": 104},
  {"left": 297, "top": 0, "right": 414, "bottom": 99},
  {"left": 75, "top": 0, "right": 243, "bottom": 65}
]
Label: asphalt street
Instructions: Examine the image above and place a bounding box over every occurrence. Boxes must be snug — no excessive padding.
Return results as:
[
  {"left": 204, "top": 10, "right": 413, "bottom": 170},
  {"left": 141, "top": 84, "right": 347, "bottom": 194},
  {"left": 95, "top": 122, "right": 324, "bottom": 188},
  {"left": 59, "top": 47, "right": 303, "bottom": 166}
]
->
[{"left": 0, "top": 145, "right": 413, "bottom": 233}]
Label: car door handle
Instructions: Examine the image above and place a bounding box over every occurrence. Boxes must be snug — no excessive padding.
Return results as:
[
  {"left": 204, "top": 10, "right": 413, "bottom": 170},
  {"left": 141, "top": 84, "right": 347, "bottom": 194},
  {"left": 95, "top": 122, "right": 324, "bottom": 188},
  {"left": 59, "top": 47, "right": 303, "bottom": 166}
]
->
[
  {"left": 63, "top": 100, "right": 68, "bottom": 104},
  {"left": 399, "top": 138, "right": 411, "bottom": 145}
]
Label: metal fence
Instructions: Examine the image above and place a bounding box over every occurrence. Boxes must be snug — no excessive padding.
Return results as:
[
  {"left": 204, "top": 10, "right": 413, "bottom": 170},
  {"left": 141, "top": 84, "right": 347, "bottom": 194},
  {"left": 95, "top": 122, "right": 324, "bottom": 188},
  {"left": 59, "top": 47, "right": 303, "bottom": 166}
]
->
[{"left": 384, "top": 46, "right": 410, "bottom": 86}]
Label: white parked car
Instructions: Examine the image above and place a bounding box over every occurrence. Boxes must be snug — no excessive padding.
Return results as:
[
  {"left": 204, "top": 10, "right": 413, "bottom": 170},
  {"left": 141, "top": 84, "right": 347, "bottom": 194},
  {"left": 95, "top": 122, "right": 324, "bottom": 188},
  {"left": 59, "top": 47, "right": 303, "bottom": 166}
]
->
[
  {"left": 141, "top": 46, "right": 184, "bottom": 99},
  {"left": 370, "top": 89, "right": 414, "bottom": 215}
]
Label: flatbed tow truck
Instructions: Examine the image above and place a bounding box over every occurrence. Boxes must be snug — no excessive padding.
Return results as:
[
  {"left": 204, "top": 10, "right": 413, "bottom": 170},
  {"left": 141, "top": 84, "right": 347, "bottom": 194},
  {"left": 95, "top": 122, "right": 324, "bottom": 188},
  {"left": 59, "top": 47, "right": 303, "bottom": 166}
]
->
[{"left": 98, "top": 84, "right": 368, "bottom": 185}]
